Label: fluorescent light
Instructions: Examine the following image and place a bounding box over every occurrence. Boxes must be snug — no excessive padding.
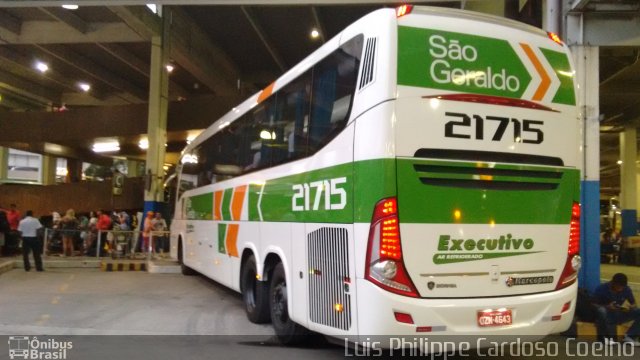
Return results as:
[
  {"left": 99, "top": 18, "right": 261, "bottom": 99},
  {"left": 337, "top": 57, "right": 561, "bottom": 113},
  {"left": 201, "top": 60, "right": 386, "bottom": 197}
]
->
[
  {"left": 92, "top": 140, "right": 120, "bottom": 153},
  {"left": 78, "top": 82, "right": 91, "bottom": 92},
  {"left": 35, "top": 61, "right": 49, "bottom": 73},
  {"left": 62, "top": 4, "right": 78, "bottom": 10},
  {"left": 310, "top": 29, "right": 320, "bottom": 39},
  {"left": 139, "top": 138, "right": 149, "bottom": 150},
  {"left": 181, "top": 154, "right": 198, "bottom": 164}
]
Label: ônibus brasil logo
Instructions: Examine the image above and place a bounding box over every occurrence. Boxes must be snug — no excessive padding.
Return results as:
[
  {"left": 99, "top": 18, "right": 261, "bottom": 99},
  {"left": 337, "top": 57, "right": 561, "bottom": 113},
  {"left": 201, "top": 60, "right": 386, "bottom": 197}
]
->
[
  {"left": 8, "top": 336, "right": 72, "bottom": 360},
  {"left": 433, "top": 234, "right": 542, "bottom": 264}
]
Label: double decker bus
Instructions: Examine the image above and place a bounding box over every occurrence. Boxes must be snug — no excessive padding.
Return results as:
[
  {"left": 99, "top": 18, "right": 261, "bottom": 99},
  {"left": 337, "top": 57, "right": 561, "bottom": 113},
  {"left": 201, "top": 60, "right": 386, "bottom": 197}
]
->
[{"left": 170, "top": 5, "right": 581, "bottom": 344}]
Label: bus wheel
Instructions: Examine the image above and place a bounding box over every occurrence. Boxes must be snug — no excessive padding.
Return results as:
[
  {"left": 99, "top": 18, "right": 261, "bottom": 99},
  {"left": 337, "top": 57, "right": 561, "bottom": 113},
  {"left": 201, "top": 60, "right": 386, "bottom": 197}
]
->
[
  {"left": 178, "top": 241, "right": 196, "bottom": 276},
  {"left": 241, "top": 255, "right": 270, "bottom": 323},
  {"left": 270, "top": 262, "right": 308, "bottom": 344}
]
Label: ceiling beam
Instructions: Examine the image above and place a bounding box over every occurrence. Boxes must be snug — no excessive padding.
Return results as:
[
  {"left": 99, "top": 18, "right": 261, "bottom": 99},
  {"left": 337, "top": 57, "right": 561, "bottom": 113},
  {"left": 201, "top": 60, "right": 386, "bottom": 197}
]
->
[
  {"left": 0, "top": 92, "right": 47, "bottom": 110},
  {"left": 109, "top": 5, "right": 243, "bottom": 96},
  {"left": 38, "top": 6, "right": 91, "bottom": 34},
  {"left": 168, "top": 7, "right": 242, "bottom": 95},
  {"left": 0, "top": 96, "right": 242, "bottom": 142},
  {"left": 0, "top": 9, "right": 21, "bottom": 35},
  {"left": 0, "top": 21, "right": 143, "bottom": 44},
  {"left": 241, "top": 6, "right": 287, "bottom": 72},
  {"left": 96, "top": 42, "right": 189, "bottom": 98},
  {"left": 0, "top": 46, "right": 109, "bottom": 101},
  {"left": 34, "top": 44, "right": 148, "bottom": 102},
  {"left": 0, "top": 68, "right": 61, "bottom": 104}
]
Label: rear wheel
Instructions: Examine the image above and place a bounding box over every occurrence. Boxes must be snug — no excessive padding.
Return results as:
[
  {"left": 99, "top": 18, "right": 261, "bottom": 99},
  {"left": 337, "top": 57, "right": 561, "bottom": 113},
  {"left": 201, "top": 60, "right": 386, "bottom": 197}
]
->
[
  {"left": 178, "top": 240, "right": 196, "bottom": 276},
  {"left": 241, "top": 255, "right": 270, "bottom": 323},
  {"left": 270, "top": 262, "right": 309, "bottom": 344}
]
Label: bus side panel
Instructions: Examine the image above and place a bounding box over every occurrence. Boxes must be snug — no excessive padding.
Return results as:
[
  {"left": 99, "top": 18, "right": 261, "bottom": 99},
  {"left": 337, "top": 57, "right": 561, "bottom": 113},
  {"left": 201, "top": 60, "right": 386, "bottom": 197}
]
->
[{"left": 291, "top": 222, "right": 308, "bottom": 327}]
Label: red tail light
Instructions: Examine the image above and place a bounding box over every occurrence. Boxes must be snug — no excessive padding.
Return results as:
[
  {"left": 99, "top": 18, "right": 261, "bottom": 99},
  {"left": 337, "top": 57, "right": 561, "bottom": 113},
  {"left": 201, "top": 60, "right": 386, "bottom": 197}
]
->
[
  {"left": 568, "top": 202, "right": 580, "bottom": 256},
  {"left": 365, "top": 197, "right": 418, "bottom": 297},
  {"left": 556, "top": 202, "right": 581, "bottom": 290},
  {"left": 396, "top": 4, "right": 413, "bottom": 18}
]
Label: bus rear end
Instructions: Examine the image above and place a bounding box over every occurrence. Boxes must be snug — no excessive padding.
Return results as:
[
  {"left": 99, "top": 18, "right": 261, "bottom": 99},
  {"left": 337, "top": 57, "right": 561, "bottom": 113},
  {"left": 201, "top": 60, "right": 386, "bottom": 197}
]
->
[{"left": 357, "top": 6, "right": 580, "bottom": 338}]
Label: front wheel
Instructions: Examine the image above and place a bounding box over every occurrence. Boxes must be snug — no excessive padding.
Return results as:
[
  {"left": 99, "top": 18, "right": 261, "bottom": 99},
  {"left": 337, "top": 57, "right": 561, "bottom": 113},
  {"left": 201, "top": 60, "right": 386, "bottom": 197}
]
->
[
  {"left": 178, "top": 241, "right": 196, "bottom": 276},
  {"left": 270, "top": 262, "right": 308, "bottom": 344},
  {"left": 241, "top": 255, "right": 270, "bottom": 323}
]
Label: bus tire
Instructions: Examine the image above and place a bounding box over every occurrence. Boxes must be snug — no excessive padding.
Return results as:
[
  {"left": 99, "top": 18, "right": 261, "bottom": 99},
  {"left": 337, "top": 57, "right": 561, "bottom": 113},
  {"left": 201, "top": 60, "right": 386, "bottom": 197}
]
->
[
  {"left": 178, "top": 240, "right": 196, "bottom": 276},
  {"left": 270, "top": 262, "right": 309, "bottom": 344},
  {"left": 241, "top": 255, "right": 270, "bottom": 324}
]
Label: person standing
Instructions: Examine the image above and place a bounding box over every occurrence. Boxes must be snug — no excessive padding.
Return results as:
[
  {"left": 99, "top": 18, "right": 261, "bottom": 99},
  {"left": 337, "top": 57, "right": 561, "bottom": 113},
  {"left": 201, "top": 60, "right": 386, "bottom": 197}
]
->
[
  {"left": 142, "top": 211, "right": 154, "bottom": 254},
  {"left": 6, "top": 204, "right": 21, "bottom": 256},
  {"left": 96, "top": 210, "right": 112, "bottom": 256},
  {"left": 60, "top": 209, "right": 79, "bottom": 257},
  {"left": 0, "top": 206, "right": 10, "bottom": 256},
  {"left": 151, "top": 212, "right": 168, "bottom": 255},
  {"left": 18, "top": 210, "right": 43, "bottom": 272}
]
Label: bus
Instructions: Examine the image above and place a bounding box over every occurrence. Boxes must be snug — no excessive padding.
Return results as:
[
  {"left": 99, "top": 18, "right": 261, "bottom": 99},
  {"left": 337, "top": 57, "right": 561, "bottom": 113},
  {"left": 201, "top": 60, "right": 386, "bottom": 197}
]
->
[{"left": 170, "top": 5, "right": 581, "bottom": 344}]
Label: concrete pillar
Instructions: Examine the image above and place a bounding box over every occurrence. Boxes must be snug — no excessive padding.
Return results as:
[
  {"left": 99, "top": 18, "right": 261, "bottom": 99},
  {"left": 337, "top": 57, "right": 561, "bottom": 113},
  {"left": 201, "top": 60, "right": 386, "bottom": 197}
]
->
[
  {"left": 66, "top": 158, "right": 83, "bottom": 183},
  {"left": 571, "top": 45, "right": 600, "bottom": 292},
  {"left": 620, "top": 126, "right": 637, "bottom": 236},
  {"left": 41, "top": 155, "right": 57, "bottom": 185},
  {"left": 0, "top": 146, "right": 8, "bottom": 182},
  {"left": 143, "top": 9, "right": 170, "bottom": 215}
]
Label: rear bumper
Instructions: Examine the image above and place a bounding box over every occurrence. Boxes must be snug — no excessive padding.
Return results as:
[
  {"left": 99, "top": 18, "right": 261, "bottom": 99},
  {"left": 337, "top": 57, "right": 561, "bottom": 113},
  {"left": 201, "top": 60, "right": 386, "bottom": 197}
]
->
[{"left": 354, "top": 278, "right": 576, "bottom": 338}]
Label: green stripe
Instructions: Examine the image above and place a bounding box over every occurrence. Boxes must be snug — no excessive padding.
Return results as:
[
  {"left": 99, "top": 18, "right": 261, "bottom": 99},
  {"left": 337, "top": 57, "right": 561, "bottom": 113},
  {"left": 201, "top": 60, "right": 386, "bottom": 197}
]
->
[
  {"left": 397, "top": 158, "right": 579, "bottom": 224},
  {"left": 218, "top": 224, "right": 227, "bottom": 254},
  {"left": 540, "top": 48, "right": 576, "bottom": 106},
  {"left": 353, "top": 158, "right": 397, "bottom": 223},
  {"left": 221, "top": 188, "right": 233, "bottom": 221},
  {"left": 248, "top": 183, "right": 262, "bottom": 221}
]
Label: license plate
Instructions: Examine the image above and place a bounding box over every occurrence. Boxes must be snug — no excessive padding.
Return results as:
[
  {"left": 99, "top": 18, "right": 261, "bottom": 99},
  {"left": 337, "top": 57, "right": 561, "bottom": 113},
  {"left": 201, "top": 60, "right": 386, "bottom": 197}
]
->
[{"left": 477, "top": 309, "right": 513, "bottom": 327}]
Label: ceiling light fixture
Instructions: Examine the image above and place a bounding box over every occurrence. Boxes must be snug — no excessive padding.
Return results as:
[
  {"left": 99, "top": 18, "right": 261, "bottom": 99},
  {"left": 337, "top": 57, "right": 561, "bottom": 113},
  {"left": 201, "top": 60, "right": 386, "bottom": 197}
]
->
[
  {"left": 35, "top": 61, "right": 49, "bottom": 73},
  {"left": 61, "top": 4, "right": 79, "bottom": 10},
  {"left": 310, "top": 28, "right": 320, "bottom": 39},
  {"left": 165, "top": 64, "right": 175, "bottom": 73},
  {"left": 78, "top": 82, "right": 91, "bottom": 92},
  {"left": 92, "top": 140, "right": 120, "bottom": 153},
  {"left": 139, "top": 138, "right": 149, "bottom": 150}
]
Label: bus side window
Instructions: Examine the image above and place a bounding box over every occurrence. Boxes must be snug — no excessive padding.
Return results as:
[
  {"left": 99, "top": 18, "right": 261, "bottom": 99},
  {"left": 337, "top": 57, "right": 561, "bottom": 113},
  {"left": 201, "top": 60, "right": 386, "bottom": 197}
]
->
[
  {"left": 308, "top": 35, "right": 362, "bottom": 153},
  {"left": 274, "top": 70, "right": 312, "bottom": 165}
]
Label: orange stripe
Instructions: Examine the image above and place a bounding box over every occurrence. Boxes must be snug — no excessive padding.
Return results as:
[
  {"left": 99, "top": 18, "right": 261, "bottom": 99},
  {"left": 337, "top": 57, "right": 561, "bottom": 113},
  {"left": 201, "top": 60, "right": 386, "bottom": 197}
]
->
[
  {"left": 225, "top": 224, "right": 239, "bottom": 257},
  {"left": 231, "top": 185, "right": 247, "bottom": 221},
  {"left": 214, "top": 190, "right": 223, "bottom": 220},
  {"left": 257, "top": 82, "right": 275, "bottom": 104},
  {"left": 520, "top": 43, "right": 550, "bottom": 101}
]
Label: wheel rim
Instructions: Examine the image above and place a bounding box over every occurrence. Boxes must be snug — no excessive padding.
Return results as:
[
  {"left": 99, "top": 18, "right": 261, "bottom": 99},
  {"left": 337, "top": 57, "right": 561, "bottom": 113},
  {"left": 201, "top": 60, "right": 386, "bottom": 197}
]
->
[{"left": 272, "top": 281, "right": 288, "bottom": 323}]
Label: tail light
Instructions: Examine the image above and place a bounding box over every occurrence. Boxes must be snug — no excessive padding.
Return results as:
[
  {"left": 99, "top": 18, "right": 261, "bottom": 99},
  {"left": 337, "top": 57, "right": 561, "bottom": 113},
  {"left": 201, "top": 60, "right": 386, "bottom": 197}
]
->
[
  {"left": 547, "top": 32, "right": 564, "bottom": 46},
  {"left": 556, "top": 202, "right": 581, "bottom": 290},
  {"left": 365, "top": 197, "right": 419, "bottom": 297},
  {"left": 396, "top": 4, "right": 413, "bottom": 18}
]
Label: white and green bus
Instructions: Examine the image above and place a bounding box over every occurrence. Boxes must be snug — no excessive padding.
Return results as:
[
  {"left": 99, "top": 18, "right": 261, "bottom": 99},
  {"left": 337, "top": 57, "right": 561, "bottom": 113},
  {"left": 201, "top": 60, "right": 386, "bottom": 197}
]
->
[{"left": 170, "top": 5, "right": 581, "bottom": 343}]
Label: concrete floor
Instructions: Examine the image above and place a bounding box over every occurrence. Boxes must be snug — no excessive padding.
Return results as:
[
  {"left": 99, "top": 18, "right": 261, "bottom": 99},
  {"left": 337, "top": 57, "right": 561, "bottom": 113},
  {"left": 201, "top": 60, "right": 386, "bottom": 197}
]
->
[{"left": 0, "top": 266, "right": 638, "bottom": 359}]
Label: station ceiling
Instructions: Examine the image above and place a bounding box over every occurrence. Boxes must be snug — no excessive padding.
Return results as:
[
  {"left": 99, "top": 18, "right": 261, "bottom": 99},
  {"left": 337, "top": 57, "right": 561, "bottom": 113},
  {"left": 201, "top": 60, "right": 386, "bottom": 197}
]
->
[{"left": 0, "top": 0, "right": 638, "bottom": 195}]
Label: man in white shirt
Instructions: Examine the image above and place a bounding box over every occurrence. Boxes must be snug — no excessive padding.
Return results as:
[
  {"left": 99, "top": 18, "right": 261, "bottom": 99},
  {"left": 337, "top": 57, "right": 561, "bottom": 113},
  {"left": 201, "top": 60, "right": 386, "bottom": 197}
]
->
[{"left": 18, "top": 210, "right": 43, "bottom": 272}]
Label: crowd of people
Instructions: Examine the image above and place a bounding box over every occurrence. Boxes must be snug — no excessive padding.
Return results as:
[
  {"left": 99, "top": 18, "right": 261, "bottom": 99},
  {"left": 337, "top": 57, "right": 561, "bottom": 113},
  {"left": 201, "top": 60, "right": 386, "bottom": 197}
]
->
[{"left": 0, "top": 204, "right": 170, "bottom": 261}]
